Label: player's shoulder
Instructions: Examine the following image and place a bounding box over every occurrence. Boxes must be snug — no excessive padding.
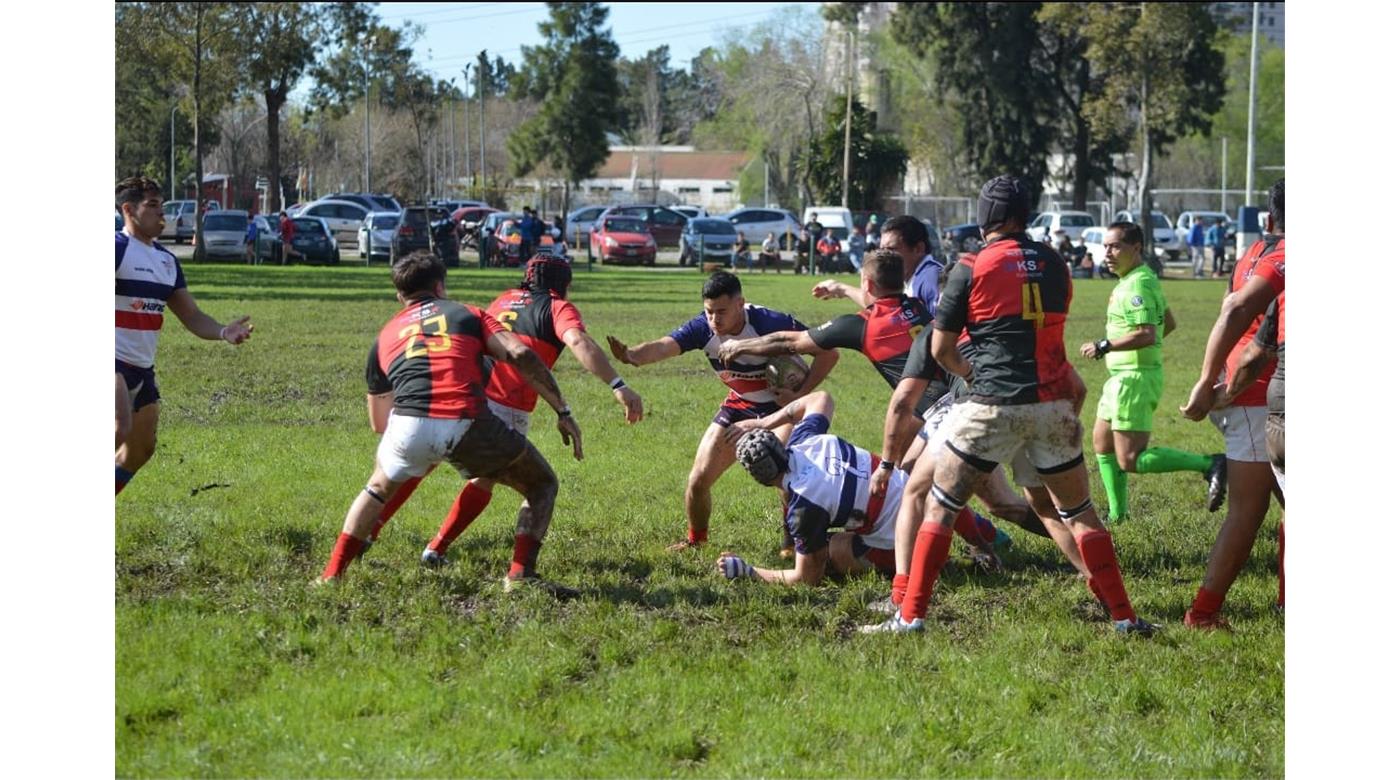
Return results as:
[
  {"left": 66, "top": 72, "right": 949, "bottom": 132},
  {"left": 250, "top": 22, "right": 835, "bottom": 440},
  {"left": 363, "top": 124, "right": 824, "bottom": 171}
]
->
[{"left": 745, "top": 303, "right": 798, "bottom": 332}]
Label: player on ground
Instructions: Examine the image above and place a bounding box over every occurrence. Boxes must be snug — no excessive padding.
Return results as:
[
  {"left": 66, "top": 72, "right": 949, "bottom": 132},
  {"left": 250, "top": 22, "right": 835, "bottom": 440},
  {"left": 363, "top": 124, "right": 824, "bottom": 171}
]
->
[
  {"left": 1078, "top": 222, "right": 1226, "bottom": 523},
  {"left": 116, "top": 176, "right": 253, "bottom": 496},
  {"left": 318, "top": 251, "right": 584, "bottom": 597},
  {"left": 1179, "top": 179, "right": 1286, "bottom": 629},
  {"left": 811, "top": 215, "right": 942, "bottom": 312},
  {"left": 365, "top": 254, "right": 645, "bottom": 563},
  {"left": 867, "top": 174, "right": 1155, "bottom": 635},
  {"left": 606, "top": 271, "right": 839, "bottom": 551}
]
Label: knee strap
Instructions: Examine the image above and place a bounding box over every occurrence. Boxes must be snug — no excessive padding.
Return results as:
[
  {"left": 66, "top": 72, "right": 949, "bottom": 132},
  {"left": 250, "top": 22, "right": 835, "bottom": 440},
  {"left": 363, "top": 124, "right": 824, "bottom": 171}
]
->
[
  {"left": 931, "top": 484, "right": 968, "bottom": 513},
  {"left": 1056, "top": 497, "right": 1093, "bottom": 520},
  {"left": 363, "top": 485, "right": 387, "bottom": 504}
]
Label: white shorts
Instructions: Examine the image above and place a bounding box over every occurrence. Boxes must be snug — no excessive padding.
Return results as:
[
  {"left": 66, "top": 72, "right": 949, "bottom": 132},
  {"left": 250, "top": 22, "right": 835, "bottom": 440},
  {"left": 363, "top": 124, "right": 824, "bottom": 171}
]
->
[
  {"left": 1208, "top": 405, "right": 1270, "bottom": 463},
  {"left": 376, "top": 413, "right": 474, "bottom": 482},
  {"left": 922, "top": 395, "right": 1042, "bottom": 487},
  {"left": 1006, "top": 449, "right": 1043, "bottom": 488},
  {"left": 1272, "top": 463, "right": 1285, "bottom": 500},
  {"left": 487, "top": 398, "right": 532, "bottom": 436},
  {"left": 943, "top": 399, "right": 1085, "bottom": 475}
]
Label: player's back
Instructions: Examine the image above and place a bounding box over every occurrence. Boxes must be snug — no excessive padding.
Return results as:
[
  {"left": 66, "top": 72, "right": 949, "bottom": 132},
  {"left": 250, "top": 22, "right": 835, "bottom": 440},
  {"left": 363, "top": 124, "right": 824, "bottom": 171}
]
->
[
  {"left": 483, "top": 287, "right": 584, "bottom": 411},
  {"left": 373, "top": 297, "right": 496, "bottom": 419}
]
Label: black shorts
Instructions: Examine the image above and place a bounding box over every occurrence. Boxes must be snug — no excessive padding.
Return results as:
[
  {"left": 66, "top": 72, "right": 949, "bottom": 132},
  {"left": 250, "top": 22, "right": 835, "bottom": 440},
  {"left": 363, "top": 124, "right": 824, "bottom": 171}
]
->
[
  {"left": 712, "top": 400, "right": 780, "bottom": 428},
  {"left": 447, "top": 412, "right": 531, "bottom": 479},
  {"left": 116, "top": 360, "right": 160, "bottom": 411}
]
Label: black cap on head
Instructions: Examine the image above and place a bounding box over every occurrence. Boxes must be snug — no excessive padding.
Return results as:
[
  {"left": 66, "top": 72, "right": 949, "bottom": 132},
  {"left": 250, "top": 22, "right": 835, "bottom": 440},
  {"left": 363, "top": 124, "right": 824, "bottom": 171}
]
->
[
  {"left": 977, "top": 175, "right": 1031, "bottom": 231},
  {"left": 523, "top": 252, "right": 572, "bottom": 297}
]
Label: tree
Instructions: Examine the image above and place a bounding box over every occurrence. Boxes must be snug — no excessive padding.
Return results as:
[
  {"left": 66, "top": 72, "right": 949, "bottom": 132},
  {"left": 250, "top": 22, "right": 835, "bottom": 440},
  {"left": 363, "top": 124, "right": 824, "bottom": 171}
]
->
[
  {"left": 1082, "top": 3, "right": 1225, "bottom": 267},
  {"left": 891, "top": 3, "right": 1057, "bottom": 205},
  {"left": 802, "top": 96, "right": 908, "bottom": 209},
  {"left": 507, "top": 2, "right": 621, "bottom": 215}
]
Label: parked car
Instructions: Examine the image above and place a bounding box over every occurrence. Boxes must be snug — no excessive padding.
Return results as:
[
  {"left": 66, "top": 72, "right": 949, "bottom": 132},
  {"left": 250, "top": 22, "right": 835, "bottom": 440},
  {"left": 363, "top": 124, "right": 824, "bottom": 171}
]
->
[
  {"left": 250, "top": 214, "right": 283, "bottom": 264},
  {"left": 591, "top": 214, "right": 657, "bottom": 266},
  {"left": 1080, "top": 226, "right": 1109, "bottom": 271},
  {"left": 358, "top": 212, "right": 399, "bottom": 263},
  {"left": 288, "top": 217, "right": 340, "bottom": 264},
  {"left": 679, "top": 218, "right": 739, "bottom": 266},
  {"left": 389, "top": 206, "right": 437, "bottom": 263},
  {"left": 942, "top": 222, "right": 984, "bottom": 257},
  {"left": 802, "top": 206, "right": 855, "bottom": 252},
  {"left": 450, "top": 206, "right": 499, "bottom": 250},
  {"left": 599, "top": 204, "right": 688, "bottom": 247},
  {"left": 564, "top": 205, "right": 609, "bottom": 246},
  {"left": 298, "top": 199, "right": 370, "bottom": 247},
  {"left": 1026, "top": 210, "right": 1095, "bottom": 243},
  {"left": 672, "top": 205, "right": 709, "bottom": 220},
  {"left": 323, "top": 192, "right": 401, "bottom": 213},
  {"left": 1114, "top": 209, "right": 1182, "bottom": 261},
  {"left": 161, "top": 200, "right": 198, "bottom": 242},
  {"left": 481, "top": 214, "right": 564, "bottom": 266},
  {"left": 1174, "top": 210, "right": 1236, "bottom": 259},
  {"left": 431, "top": 199, "right": 487, "bottom": 213},
  {"left": 723, "top": 207, "right": 803, "bottom": 249},
  {"left": 200, "top": 210, "right": 251, "bottom": 260}
]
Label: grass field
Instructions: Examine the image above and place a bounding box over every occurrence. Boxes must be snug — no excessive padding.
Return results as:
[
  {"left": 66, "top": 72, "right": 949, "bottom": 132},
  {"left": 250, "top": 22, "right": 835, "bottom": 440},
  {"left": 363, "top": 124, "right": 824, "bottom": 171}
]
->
[{"left": 116, "top": 263, "right": 1283, "bottom": 778}]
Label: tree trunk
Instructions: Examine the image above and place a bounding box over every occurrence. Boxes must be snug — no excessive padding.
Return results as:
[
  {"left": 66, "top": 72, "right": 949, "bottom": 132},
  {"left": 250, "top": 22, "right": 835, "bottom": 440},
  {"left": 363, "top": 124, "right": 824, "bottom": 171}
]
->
[
  {"left": 1137, "top": 67, "right": 1162, "bottom": 277},
  {"left": 192, "top": 6, "right": 205, "bottom": 261},
  {"left": 1070, "top": 60, "right": 1091, "bottom": 210},
  {"left": 264, "top": 86, "right": 285, "bottom": 213}
]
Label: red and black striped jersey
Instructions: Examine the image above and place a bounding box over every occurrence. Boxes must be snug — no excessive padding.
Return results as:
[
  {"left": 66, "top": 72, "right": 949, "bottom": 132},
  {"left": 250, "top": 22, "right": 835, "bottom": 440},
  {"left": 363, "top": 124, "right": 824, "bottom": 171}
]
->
[
  {"left": 484, "top": 288, "right": 585, "bottom": 412},
  {"left": 365, "top": 296, "right": 505, "bottom": 419},
  {"left": 807, "top": 294, "right": 941, "bottom": 413},
  {"left": 933, "top": 233, "right": 1075, "bottom": 405},
  {"left": 1225, "top": 234, "right": 1284, "bottom": 408},
  {"left": 1255, "top": 292, "right": 1284, "bottom": 416}
]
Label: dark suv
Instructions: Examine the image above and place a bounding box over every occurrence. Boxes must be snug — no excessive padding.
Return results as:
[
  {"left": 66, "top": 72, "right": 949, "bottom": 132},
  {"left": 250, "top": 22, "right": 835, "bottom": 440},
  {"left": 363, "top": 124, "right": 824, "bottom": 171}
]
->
[{"left": 390, "top": 206, "right": 434, "bottom": 263}]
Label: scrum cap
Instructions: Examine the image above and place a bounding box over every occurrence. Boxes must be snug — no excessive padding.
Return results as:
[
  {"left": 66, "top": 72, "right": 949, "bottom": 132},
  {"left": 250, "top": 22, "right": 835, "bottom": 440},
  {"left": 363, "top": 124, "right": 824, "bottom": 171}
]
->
[
  {"left": 735, "top": 428, "right": 789, "bottom": 485},
  {"left": 523, "top": 252, "right": 573, "bottom": 297},
  {"left": 977, "top": 175, "right": 1031, "bottom": 232}
]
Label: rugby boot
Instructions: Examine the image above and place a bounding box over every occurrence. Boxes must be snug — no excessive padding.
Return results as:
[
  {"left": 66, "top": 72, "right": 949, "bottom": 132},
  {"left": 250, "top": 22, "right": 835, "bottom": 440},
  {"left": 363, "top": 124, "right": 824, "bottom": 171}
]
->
[{"left": 1205, "top": 454, "right": 1228, "bottom": 512}]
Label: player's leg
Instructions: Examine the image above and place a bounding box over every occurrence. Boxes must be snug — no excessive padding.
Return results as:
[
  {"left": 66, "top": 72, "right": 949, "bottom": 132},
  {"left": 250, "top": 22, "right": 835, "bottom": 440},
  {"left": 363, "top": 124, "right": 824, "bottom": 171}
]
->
[
  {"left": 115, "top": 373, "right": 132, "bottom": 451},
  {"left": 896, "top": 447, "right": 990, "bottom": 626},
  {"left": 1113, "top": 369, "right": 1225, "bottom": 509},
  {"left": 676, "top": 422, "right": 738, "bottom": 550},
  {"left": 881, "top": 434, "right": 940, "bottom": 612},
  {"left": 1093, "top": 375, "right": 1131, "bottom": 522},
  {"left": 116, "top": 402, "right": 159, "bottom": 495},
  {"left": 973, "top": 461, "right": 1050, "bottom": 540},
  {"left": 369, "top": 464, "right": 436, "bottom": 542},
  {"left": 1185, "top": 460, "right": 1275, "bottom": 628},
  {"left": 1268, "top": 413, "right": 1285, "bottom": 609},
  {"left": 321, "top": 462, "right": 403, "bottom": 581},
  {"left": 422, "top": 477, "right": 496, "bottom": 561}
]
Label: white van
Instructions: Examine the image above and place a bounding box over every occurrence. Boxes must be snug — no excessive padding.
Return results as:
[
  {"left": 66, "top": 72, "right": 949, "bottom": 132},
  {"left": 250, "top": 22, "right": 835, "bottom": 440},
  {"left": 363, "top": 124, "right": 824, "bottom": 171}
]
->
[{"left": 802, "top": 206, "right": 854, "bottom": 252}]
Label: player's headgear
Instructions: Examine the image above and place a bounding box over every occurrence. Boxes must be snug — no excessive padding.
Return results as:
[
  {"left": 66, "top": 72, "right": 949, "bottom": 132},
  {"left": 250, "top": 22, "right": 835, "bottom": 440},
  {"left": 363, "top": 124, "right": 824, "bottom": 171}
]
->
[
  {"left": 523, "top": 253, "right": 572, "bottom": 297},
  {"left": 735, "top": 429, "right": 788, "bottom": 485},
  {"left": 977, "top": 175, "right": 1031, "bottom": 232}
]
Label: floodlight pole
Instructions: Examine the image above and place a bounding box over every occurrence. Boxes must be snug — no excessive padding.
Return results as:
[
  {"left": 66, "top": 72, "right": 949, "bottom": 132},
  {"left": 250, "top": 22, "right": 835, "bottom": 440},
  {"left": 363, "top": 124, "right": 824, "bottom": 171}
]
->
[
  {"left": 169, "top": 104, "right": 178, "bottom": 200},
  {"left": 1245, "top": 2, "right": 1259, "bottom": 205},
  {"left": 841, "top": 29, "right": 854, "bottom": 208},
  {"left": 1220, "top": 137, "right": 1228, "bottom": 212},
  {"left": 363, "top": 38, "right": 371, "bottom": 193}
]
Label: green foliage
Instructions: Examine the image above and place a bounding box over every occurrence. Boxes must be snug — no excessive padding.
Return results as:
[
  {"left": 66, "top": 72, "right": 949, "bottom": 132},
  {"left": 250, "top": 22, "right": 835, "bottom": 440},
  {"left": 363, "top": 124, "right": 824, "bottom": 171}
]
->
[
  {"left": 802, "top": 96, "right": 909, "bottom": 209},
  {"left": 891, "top": 2, "right": 1058, "bottom": 204},
  {"left": 507, "top": 2, "right": 621, "bottom": 197},
  {"left": 117, "top": 263, "right": 1283, "bottom": 777}
]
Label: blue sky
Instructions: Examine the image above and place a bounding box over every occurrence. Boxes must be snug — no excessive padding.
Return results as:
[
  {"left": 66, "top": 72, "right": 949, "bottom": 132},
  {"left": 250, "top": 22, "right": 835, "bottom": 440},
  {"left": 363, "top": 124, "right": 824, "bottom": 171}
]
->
[{"left": 379, "top": 2, "right": 812, "bottom": 86}]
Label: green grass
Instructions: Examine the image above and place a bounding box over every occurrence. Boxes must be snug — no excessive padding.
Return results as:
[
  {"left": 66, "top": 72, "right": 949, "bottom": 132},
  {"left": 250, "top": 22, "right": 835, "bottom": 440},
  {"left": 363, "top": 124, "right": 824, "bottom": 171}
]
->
[{"left": 117, "top": 264, "right": 1282, "bottom": 777}]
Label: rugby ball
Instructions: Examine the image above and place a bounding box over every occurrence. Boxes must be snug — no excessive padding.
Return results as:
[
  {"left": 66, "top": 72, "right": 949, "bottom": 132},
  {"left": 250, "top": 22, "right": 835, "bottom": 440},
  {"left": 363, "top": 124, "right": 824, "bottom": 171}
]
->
[{"left": 765, "top": 355, "right": 810, "bottom": 392}]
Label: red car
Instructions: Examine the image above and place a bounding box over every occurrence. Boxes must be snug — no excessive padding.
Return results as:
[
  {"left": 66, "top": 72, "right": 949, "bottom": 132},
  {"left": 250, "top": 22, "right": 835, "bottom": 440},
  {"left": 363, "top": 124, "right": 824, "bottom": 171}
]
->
[
  {"left": 597, "top": 204, "right": 687, "bottom": 247},
  {"left": 591, "top": 214, "right": 657, "bottom": 265}
]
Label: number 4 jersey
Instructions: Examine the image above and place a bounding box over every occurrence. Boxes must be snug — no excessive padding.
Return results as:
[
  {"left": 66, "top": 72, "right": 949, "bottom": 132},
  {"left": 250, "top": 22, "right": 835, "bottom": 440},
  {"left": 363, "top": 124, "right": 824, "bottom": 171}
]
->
[{"left": 366, "top": 296, "right": 506, "bottom": 419}]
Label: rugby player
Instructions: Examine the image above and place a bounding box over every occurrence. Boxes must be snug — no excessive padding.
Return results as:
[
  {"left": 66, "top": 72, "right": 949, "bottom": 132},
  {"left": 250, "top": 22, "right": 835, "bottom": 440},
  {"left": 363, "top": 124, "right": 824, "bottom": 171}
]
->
[
  {"left": 364, "top": 254, "right": 644, "bottom": 564},
  {"left": 116, "top": 176, "right": 253, "bottom": 495},
  {"left": 868, "top": 175, "right": 1154, "bottom": 635},
  {"left": 606, "top": 271, "right": 839, "bottom": 551},
  {"left": 715, "top": 391, "right": 1005, "bottom": 586},
  {"left": 1179, "top": 179, "right": 1286, "bottom": 629},
  {"left": 810, "top": 215, "right": 943, "bottom": 311},
  {"left": 318, "top": 251, "right": 583, "bottom": 597},
  {"left": 1078, "top": 222, "right": 1226, "bottom": 523}
]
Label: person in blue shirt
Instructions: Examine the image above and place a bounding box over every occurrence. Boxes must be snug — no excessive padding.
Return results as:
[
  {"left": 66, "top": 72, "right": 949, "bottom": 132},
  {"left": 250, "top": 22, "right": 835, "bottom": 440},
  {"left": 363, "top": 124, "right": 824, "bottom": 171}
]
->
[
  {"left": 1206, "top": 218, "right": 1227, "bottom": 277},
  {"left": 1188, "top": 216, "right": 1206, "bottom": 279}
]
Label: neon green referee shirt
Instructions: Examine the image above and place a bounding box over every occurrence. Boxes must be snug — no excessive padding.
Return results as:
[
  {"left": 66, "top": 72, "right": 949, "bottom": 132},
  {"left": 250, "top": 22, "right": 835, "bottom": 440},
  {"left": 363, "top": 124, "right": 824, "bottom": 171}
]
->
[{"left": 1104, "top": 263, "right": 1166, "bottom": 371}]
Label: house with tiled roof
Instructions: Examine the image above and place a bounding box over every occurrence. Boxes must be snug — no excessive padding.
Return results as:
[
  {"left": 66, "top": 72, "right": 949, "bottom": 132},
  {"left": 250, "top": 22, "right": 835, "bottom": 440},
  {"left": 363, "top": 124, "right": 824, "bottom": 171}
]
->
[{"left": 577, "top": 146, "right": 754, "bottom": 212}]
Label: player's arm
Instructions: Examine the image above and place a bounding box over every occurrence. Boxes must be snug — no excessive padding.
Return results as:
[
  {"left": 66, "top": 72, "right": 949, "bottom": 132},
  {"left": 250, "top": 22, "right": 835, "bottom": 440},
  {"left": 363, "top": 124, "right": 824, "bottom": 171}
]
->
[
  {"left": 166, "top": 288, "right": 253, "bottom": 344},
  {"left": 486, "top": 330, "right": 583, "bottom": 460},
  {"left": 931, "top": 328, "right": 973, "bottom": 382},
  {"left": 1218, "top": 340, "right": 1271, "bottom": 408},
  {"left": 1163, "top": 307, "right": 1177, "bottom": 338},
  {"left": 811, "top": 279, "right": 872, "bottom": 308},
  {"left": 366, "top": 393, "right": 393, "bottom": 434},
  {"left": 561, "top": 327, "right": 644, "bottom": 424},
  {"left": 717, "top": 547, "right": 828, "bottom": 586},
  {"left": 1181, "top": 275, "right": 1279, "bottom": 420},
  {"left": 880, "top": 376, "right": 930, "bottom": 471},
  {"left": 724, "top": 390, "right": 835, "bottom": 443},
  {"left": 715, "top": 330, "right": 819, "bottom": 364},
  {"left": 606, "top": 334, "right": 682, "bottom": 367},
  {"left": 791, "top": 347, "right": 839, "bottom": 403}
]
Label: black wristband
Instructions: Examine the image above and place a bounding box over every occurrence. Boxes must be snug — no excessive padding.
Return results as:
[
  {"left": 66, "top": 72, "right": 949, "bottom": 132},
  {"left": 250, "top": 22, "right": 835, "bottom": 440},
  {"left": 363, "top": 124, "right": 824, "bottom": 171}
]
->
[
  {"left": 556, "top": 405, "right": 572, "bottom": 418},
  {"left": 879, "top": 460, "right": 895, "bottom": 471},
  {"left": 1094, "top": 338, "right": 1112, "bottom": 358},
  {"left": 609, "top": 377, "right": 626, "bottom": 391}
]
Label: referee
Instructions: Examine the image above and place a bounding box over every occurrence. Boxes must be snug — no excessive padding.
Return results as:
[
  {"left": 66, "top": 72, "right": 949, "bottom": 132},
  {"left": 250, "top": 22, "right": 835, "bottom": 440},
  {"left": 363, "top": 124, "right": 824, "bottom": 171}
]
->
[{"left": 1079, "top": 222, "right": 1225, "bottom": 523}]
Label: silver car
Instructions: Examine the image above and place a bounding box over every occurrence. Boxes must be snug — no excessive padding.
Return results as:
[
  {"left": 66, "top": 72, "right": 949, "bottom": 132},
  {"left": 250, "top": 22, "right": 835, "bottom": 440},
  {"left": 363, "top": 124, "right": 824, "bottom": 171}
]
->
[
  {"left": 358, "top": 211, "right": 399, "bottom": 263},
  {"left": 723, "top": 207, "right": 803, "bottom": 249},
  {"left": 249, "top": 214, "right": 283, "bottom": 264},
  {"left": 161, "top": 200, "right": 198, "bottom": 242},
  {"left": 297, "top": 199, "right": 370, "bottom": 247},
  {"left": 201, "top": 210, "right": 250, "bottom": 259}
]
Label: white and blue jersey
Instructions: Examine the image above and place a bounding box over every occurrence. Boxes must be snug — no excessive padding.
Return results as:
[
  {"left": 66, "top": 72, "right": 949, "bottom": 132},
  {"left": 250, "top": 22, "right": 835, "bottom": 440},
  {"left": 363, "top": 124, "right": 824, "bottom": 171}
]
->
[
  {"left": 116, "top": 231, "right": 186, "bottom": 369},
  {"left": 780, "top": 414, "right": 902, "bottom": 555},
  {"left": 669, "top": 304, "right": 806, "bottom": 411},
  {"left": 905, "top": 253, "right": 943, "bottom": 312}
]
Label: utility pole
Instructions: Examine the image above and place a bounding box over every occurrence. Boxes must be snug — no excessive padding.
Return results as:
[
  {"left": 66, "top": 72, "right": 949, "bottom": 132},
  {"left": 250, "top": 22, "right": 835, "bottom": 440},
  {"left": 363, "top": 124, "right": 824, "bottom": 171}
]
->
[
  {"left": 448, "top": 81, "right": 456, "bottom": 193},
  {"left": 478, "top": 50, "right": 488, "bottom": 191},
  {"left": 169, "top": 104, "right": 178, "bottom": 201},
  {"left": 841, "top": 28, "right": 854, "bottom": 208},
  {"left": 362, "top": 38, "right": 371, "bottom": 193},
  {"left": 1245, "top": 1, "right": 1260, "bottom": 205},
  {"left": 463, "top": 65, "right": 472, "bottom": 193},
  {"left": 1220, "top": 137, "right": 1228, "bottom": 212}
]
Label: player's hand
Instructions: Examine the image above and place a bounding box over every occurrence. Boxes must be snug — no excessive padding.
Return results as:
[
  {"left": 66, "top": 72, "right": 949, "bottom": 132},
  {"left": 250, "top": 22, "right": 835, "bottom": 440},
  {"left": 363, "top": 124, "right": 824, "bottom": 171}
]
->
[
  {"left": 723, "top": 418, "right": 765, "bottom": 446},
  {"left": 811, "top": 279, "right": 844, "bottom": 300},
  {"left": 1079, "top": 342, "right": 1099, "bottom": 359},
  {"left": 606, "top": 335, "right": 636, "bottom": 366},
  {"left": 773, "top": 387, "right": 800, "bottom": 406},
  {"left": 716, "top": 341, "right": 743, "bottom": 365},
  {"left": 1209, "top": 382, "right": 1234, "bottom": 411},
  {"left": 614, "top": 386, "right": 644, "bottom": 424},
  {"left": 869, "top": 465, "right": 891, "bottom": 500},
  {"left": 221, "top": 316, "right": 253, "bottom": 345},
  {"left": 1179, "top": 378, "right": 1219, "bottom": 421},
  {"left": 557, "top": 413, "right": 584, "bottom": 460}
]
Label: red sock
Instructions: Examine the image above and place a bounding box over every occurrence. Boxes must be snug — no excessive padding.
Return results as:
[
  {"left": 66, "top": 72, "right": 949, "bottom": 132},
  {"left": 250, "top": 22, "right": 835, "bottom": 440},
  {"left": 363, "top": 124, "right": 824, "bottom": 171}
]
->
[
  {"left": 1088, "top": 577, "right": 1108, "bottom": 609},
  {"left": 890, "top": 572, "right": 909, "bottom": 607},
  {"left": 951, "top": 507, "right": 980, "bottom": 545},
  {"left": 508, "top": 533, "right": 541, "bottom": 578},
  {"left": 688, "top": 526, "right": 708, "bottom": 545},
  {"left": 371, "top": 475, "right": 424, "bottom": 541},
  {"left": 428, "top": 483, "right": 493, "bottom": 555},
  {"left": 1277, "top": 522, "right": 1284, "bottom": 608},
  {"left": 1188, "top": 586, "right": 1225, "bottom": 622},
  {"left": 901, "top": 521, "right": 954, "bottom": 623},
  {"left": 1076, "top": 530, "right": 1136, "bottom": 622},
  {"left": 321, "top": 533, "right": 367, "bottom": 580}
]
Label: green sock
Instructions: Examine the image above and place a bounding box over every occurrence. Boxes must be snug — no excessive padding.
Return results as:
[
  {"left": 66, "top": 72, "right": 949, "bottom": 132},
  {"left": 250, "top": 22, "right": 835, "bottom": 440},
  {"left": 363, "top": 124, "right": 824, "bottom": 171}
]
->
[
  {"left": 1096, "top": 454, "right": 1129, "bottom": 521},
  {"left": 1135, "top": 447, "right": 1213, "bottom": 474}
]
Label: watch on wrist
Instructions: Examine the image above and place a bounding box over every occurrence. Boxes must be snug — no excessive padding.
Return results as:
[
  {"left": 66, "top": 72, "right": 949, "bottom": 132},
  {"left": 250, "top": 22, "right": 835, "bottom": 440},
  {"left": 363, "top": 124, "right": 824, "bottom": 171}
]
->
[
  {"left": 878, "top": 459, "right": 895, "bottom": 471},
  {"left": 1094, "top": 338, "right": 1112, "bottom": 358},
  {"left": 556, "top": 405, "right": 572, "bottom": 418}
]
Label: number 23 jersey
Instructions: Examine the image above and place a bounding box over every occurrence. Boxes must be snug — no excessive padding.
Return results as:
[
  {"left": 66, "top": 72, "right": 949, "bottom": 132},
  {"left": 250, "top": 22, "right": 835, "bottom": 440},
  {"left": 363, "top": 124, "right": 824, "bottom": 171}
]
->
[{"left": 366, "top": 296, "right": 505, "bottom": 419}]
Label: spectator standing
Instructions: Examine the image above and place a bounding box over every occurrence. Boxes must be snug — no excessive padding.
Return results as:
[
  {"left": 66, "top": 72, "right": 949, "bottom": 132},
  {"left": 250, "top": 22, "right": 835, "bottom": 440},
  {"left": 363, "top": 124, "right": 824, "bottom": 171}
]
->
[
  {"left": 278, "top": 211, "right": 297, "bottom": 264},
  {"left": 847, "top": 223, "right": 868, "bottom": 272},
  {"left": 519, "top": 208, "right": 539, "bottom": 260},
  {"left": 1188, "top": 216, "right": 1207, "bottom": 279},
  {"left": 1208, "top": 218, "right": 1227, "bottom": 277},
  {"left": 245, "top": 214, "right": 259, "bottom": 264},
  {"left": 759, "top": 232, "right": 780, "bottom": 273},
  {"left": 804, "top": 215, "right": 824, "bottom": 272}
]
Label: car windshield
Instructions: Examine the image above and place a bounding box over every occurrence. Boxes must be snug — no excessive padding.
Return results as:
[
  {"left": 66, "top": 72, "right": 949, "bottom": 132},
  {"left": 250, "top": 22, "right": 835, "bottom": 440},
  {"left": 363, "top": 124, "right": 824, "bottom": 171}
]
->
[
  {"left": 691, "top": 220, "right": 735, "bottom": 235},
  {"left": 292, "top": 219, "right": 324, "bottom": 234},
  {"left": 205, "top": 214, "right": 247, "bottom": 231},
  {"left": 370, "top": 196, "right": 399, "bottom": 211},
  {"left": 402, "top": 210, "right": 430, "bottom": 227},
  {"left": 372, "top": 216, "right": 397, "bottom": 229},
  {"left": 1152, "top": 214, "right": 1170, "bottom": 229},
  {"left": 1061, "top": 215, "right": 1093, "bottom": 227},
  {"left": 605, "top": 218, "right": 648, "bottom": 233}
]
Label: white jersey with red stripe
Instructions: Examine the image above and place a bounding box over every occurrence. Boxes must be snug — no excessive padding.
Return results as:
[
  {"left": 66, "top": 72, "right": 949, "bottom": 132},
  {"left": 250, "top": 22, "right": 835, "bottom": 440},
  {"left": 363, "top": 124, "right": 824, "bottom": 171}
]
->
[
  {"left": 668, "top": 303, "right": 807, "bottom": 408},
  {"left": 782, "top": 414, "right": 902, "bottom": 550},
  {"left": 116, "top": 231, "right": 186, "bottom": 369}
]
